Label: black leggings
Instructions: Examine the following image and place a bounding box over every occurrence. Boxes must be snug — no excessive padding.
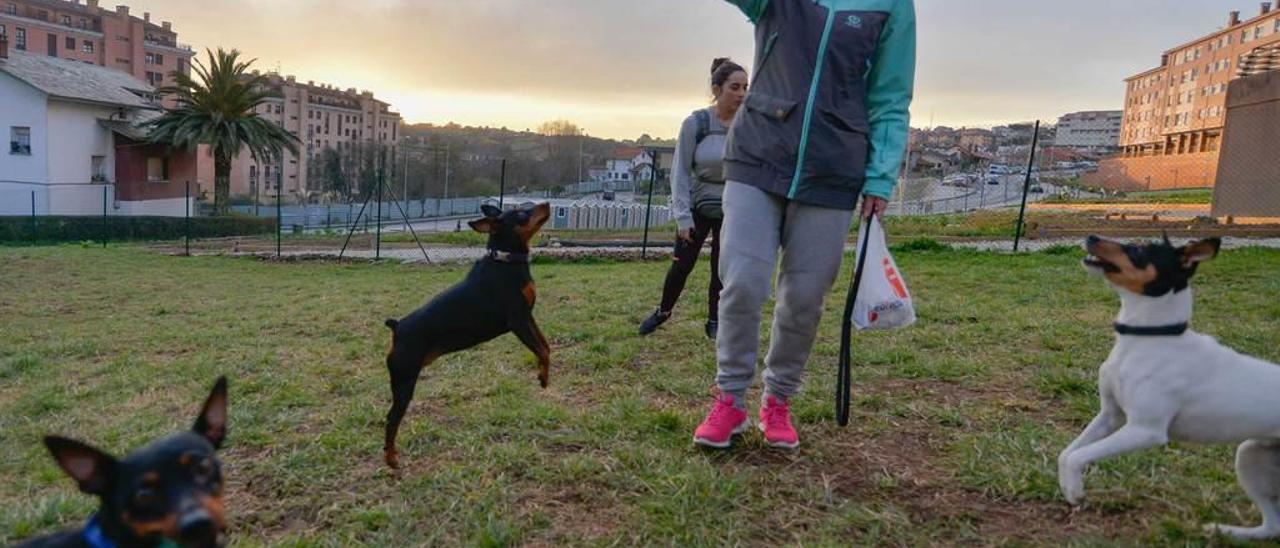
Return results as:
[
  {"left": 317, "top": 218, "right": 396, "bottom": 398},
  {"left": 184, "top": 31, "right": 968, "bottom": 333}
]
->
[{"left": 659, "top": 212, "right": 723, "bottom": 321}]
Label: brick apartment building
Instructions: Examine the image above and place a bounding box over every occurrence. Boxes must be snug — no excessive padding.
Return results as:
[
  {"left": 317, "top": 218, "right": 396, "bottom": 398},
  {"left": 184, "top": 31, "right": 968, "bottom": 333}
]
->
[
  {"left": 0, "top": 0, "right": 192, "bottom": 88},
  {"left": 229, "top": 72, "right": 403, "bottom": 202},
  {"left": 1091, "top": 4, "right": 1280, "bottom": 190}
]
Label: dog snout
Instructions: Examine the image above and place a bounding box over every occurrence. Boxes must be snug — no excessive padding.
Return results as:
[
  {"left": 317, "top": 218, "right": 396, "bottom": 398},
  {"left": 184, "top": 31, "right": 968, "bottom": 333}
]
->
[{"left": 177, "top": 509, "right": 217, "bottom": 546}]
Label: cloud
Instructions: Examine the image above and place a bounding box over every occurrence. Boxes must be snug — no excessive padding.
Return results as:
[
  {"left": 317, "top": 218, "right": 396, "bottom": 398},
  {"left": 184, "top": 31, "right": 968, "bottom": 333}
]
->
[{"left": 123, "top": 0, "right": 1255, "bottom": 137}]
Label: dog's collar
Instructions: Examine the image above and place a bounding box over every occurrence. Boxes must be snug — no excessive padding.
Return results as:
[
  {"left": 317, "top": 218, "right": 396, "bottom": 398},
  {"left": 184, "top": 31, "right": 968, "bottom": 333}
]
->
[
  {"left": 487, "top": 249, "right": 530, "bottom": 264},
  {"left": 83, "top": 515, "right": 181, "bottom": 548},
  {"left": 1114, "top": 322, "right": 1189, "bottom": 336},
  {"left": 82, "top": 516, "right": 115, "bottom": 548}
]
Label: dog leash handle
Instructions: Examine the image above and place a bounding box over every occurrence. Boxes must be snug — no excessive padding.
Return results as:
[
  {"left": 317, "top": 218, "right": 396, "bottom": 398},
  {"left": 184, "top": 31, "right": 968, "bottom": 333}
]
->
[{"left": 837, "top": 215, "right": 875, "bottom": 427}]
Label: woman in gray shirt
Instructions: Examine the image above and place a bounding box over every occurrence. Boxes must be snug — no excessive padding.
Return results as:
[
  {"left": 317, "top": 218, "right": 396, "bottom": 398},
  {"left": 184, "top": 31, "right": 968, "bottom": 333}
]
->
[{"left": 639, "top": 58, "right": 748, "bottom": 340}]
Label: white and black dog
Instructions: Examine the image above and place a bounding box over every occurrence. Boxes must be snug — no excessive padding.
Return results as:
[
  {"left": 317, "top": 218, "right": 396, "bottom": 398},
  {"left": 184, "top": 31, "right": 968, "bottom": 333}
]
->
[{"left": 1059, "top": 234, "right": 1280, "bottom": 540}]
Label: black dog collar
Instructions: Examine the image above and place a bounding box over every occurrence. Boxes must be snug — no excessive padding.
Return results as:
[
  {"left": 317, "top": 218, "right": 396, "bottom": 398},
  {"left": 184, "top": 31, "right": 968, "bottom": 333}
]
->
[
  {"left": 487, "top": 250, "right": 530, "bottom": 264},
  {"left": 1114, "top": 322, "right": 1189, "bottom": 336}
]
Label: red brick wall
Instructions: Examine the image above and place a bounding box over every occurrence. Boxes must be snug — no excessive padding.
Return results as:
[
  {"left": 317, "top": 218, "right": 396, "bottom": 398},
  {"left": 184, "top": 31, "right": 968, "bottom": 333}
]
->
[
  {"left": 1082, "top": 152, "right": 1219, "bottom": 192},
  {"left": 114, "top": 139, "right": 197, "bottom": 201}
]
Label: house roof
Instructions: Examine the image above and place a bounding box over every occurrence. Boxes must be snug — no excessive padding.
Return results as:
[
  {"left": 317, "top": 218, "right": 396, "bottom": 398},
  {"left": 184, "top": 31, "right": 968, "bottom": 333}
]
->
[
  {"left": 611, "top": 147, "right": 643, "bottom": 160},
  {"left": 0, "top": 50, "right": 158, "bottom": 109}
]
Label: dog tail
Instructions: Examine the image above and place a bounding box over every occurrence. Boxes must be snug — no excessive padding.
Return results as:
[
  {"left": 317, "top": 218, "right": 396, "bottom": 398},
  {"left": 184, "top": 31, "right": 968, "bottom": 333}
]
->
[{"left": 384, "top": 319, "right": 399, "bottom": 331}]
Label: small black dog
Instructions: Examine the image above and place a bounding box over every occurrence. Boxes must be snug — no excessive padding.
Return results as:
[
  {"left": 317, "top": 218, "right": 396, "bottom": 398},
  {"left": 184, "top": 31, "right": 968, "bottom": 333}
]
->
[
  {"left": 382, "top": 203, "right": 552, "bottom": 469},
  {"left": 16, "top": 377, "right": 229, "bottom": 548}
]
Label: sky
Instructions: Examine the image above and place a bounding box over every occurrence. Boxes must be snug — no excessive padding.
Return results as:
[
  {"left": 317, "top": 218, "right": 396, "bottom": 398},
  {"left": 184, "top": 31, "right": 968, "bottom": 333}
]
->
[{"left": 124, "top": 1, "right": 1257, "bottom": 140}]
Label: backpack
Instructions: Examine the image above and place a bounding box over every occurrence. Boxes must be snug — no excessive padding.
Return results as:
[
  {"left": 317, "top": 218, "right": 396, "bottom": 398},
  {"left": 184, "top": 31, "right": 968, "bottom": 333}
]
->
[{"left": 690, "top": 109, "right": 727, "bottom": 220}]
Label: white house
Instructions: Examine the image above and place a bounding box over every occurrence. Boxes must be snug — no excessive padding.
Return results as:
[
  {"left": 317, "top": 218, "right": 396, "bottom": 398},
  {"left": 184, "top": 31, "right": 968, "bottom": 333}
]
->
[{"left": 0, "top": 42, "right": 194, "bottom": 217}]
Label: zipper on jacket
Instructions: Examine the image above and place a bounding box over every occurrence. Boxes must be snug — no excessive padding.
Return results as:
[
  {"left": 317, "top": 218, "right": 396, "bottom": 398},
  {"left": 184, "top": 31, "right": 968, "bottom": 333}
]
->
[{"left": 788, "top": 7, "right": 837, "bottom": 199}]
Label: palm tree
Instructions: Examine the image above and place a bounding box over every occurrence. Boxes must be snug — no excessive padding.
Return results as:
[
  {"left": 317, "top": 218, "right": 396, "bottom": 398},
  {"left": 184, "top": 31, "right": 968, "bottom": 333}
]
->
[{"left": 147, "top": 48, "right": 299, "bottom": 214}]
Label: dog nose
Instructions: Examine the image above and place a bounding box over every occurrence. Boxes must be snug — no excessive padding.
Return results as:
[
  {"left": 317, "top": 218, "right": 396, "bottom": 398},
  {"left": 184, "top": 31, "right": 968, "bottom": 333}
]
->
[
  {"left": 178, "top": 510, "right": 216, "bottom": 545},
  {"left": 1086, "top": 235, "right": 1101, "bottom": 245}
]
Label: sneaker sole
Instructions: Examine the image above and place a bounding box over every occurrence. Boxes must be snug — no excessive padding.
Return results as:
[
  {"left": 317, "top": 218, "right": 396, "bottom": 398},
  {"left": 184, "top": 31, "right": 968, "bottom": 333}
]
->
[
  {"left": 758, "top": 422, "right": 800, "bottom": 450},
  {"left": 693, "top": 419, "right": 751, "bottom": 449}
]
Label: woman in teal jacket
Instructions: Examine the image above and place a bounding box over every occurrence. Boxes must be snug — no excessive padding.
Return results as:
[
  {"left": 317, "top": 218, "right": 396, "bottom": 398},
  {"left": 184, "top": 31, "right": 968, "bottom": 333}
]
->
[{"left": 694, "top": 0, "right": 916, "bottom": 450}]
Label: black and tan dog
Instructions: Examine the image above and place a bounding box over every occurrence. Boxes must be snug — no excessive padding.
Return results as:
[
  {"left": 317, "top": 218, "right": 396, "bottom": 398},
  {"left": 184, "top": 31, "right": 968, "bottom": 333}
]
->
[
  {"left": 17, "top": 377, "right": 229, "bottom": 548},
  {"left": 382, "top": 203, "right": 552, "bottom": 469}
]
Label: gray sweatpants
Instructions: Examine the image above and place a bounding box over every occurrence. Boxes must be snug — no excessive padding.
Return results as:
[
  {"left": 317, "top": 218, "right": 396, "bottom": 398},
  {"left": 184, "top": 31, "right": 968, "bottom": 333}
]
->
[{"left": 716, "top": 181, "right": 856, "bottom": 408}]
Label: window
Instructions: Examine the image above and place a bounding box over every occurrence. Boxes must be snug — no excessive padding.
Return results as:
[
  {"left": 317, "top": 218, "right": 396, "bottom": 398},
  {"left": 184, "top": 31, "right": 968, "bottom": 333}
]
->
[
  {"left": 1275, "top": 18, "right": 1280, "bottom": 32},
  {"left": 36, "top": 9, "right": 46, "bottom": 20},
  {"left": 66, "top": 37, "right": 75, "bottom": 50},
  {"left": 0, "top": 25, "right": 5, "bottom": 39},
  {"left": 154, "top": 53, "right": 163, "bottom": 65},
  {"left": 4, "top": 3, "right": 15, "bottom": 15},
  {"left": 145, "top": 52, "right": 154, "bottom": 64},
  {"left": 146, "top": 157, "right": 169, "bottom": 182},
  {"left": 59, "top": 14, "right": 71, "bottom": 25},
  {"left": 79, "top": 17, "right": 87, "bottom": 29},
  {"left": 91, "top": 156, "right": 106, "bottom": 182},
  {"left": 10, "top": 127, "right": 31, "bottom": 155},
  {"left": 1256, "top": 25, "right": 1265, "bottom": 40},
  {"left": 46, "top": 33, "right": 56, "bottom": 56},
  {"left": 16, "top": 27, "right": 26, "bottom": 50}
]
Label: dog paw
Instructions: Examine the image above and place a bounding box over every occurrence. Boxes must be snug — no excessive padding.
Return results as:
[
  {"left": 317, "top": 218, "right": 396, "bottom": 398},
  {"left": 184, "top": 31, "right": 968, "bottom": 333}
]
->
[
  {"left": 538, "top": 374, "right": 548, "bottom": 389},
  {"left": 1059, "top": 477, "right": 1085, "bottom": 506},
  {"left": 384, "top": 450, "right": 400, "bottom": 470}
]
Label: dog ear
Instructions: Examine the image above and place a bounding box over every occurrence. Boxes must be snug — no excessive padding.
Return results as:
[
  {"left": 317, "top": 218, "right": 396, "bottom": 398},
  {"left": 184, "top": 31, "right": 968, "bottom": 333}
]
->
[
  {"left": 469, "top": 218, "right": 497, "bottom": 234},
  {"left": 481, "top": 204, "right": 502, "bottom": 218},
  {"left": 385, "top": 319, "right": 399, "bottom": 330},
  {"left": 44, "top": 436, "right": 118, "bottom": 496},
  {"left": 193, "top": 376, "right": 228, "bottom": 450},
  {"left": 1180, "top": 237, "right": 1221, "bottom": 267}
]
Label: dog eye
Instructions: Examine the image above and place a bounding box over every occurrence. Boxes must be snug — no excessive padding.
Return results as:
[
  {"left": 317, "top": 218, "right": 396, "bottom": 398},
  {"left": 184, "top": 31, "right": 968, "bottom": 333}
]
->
[
  {"left": 135, "top": 487, "right": 159, "bottom": 506},
  {"left": 192, "top": 457, "right": 214, "bottom": 481}
]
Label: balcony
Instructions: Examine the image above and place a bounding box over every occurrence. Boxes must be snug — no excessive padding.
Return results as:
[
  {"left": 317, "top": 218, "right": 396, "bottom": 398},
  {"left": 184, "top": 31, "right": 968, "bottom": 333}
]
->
[{"left": 143, "top": 38, "right": 193, "bottom": 53}]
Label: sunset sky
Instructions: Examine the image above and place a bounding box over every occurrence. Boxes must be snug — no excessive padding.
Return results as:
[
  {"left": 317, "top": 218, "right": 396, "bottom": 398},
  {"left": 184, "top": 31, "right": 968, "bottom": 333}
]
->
[{"left": 126, "top": 1, "right": 1252, "bottom": 139}]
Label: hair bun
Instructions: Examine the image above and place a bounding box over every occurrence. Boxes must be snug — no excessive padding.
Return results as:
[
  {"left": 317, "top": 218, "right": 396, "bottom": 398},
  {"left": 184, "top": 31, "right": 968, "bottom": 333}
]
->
[{"left": 711, "top": 57, "right": 731, "bottom": 76}]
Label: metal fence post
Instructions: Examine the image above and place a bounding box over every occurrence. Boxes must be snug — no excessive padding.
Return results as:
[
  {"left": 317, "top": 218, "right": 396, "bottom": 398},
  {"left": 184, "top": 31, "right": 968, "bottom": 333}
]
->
[
  {"left": 499, "top": 158, "right": 506, "bottom": 210},
  {"left": 276, "top": 168, "right": 283, "bottom": 258},
  {"left": 376, "top": 150, "right": 384, "bottom": 260},
  {"left": 641, "top": 150, "right": 657, "bottom": 260},
  {"left": 185, "top": 180, "right": 191, "bottom": 257},
  {"left": 30, "top": 191, "right": 36, "bottom": 236},
  {"left": 102, "top": 186, "right": 108, "bottom": 249},
  {"left": 1013, "top": 120, "right": 1041, "bottom": 252}
]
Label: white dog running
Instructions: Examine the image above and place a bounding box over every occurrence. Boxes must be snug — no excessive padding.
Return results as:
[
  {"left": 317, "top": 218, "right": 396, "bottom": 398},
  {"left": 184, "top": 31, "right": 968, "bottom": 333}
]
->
[{"left": 1059, "top": 235, "right": 1280, "bottom": 541}]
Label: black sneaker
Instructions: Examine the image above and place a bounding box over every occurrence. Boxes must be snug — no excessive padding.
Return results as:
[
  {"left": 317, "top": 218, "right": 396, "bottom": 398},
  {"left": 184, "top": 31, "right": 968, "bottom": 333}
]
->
[
  {"left": 639, "top": 309, "right": 672, "bottom": 336},
  {"left": 705, "top": 320, "right": 718, "bottom": 340}
]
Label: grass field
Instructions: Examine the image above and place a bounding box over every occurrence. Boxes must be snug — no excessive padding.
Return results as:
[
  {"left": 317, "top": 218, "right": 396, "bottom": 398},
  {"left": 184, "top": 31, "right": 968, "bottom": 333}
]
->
[{"left": 2, "top": 244, "right": 1279, "bottom": 546}]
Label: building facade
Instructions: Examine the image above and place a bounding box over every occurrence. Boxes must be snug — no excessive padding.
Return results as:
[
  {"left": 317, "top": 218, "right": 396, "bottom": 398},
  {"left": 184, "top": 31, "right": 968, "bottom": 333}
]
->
[
  {"left": 1097, "top": 4, "right": 1280, "bottom": 190},
  {"left": 1055, "top": 111, "right": 1122, "bottom": 153},
  {"left": 0, "top": 0, "right": 192, "bottom": 87},
  {"left": 224, "top": 73, "right": 403, "bottom": 202},
  {"left": 1, "top": 44, "right": 195, "bottom": 216}
]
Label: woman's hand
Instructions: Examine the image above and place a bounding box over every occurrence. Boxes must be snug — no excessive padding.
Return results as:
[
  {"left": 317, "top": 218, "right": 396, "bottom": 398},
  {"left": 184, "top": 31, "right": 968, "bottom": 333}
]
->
[
  {"left": 678, "top": 228, "right": 694, "bottom": 243},
  {"left": 861, "top": 196, "right": 888, "bottom": 220}
]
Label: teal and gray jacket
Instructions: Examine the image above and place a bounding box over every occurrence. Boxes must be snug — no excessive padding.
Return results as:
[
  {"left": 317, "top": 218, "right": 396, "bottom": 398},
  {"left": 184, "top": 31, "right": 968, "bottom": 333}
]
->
[{"left": 723, "top": 0, "right": 916, "bottom": 209}]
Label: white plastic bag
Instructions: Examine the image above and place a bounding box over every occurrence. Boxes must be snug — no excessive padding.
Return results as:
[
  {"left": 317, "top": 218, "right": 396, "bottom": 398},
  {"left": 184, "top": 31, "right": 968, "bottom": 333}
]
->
[{"left": 851, "top": 216, "right": 916, "bottom": 331}]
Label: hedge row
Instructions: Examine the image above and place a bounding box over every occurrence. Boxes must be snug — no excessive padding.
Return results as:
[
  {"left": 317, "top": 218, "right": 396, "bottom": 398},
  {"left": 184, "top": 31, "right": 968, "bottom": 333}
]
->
[{"left": 0, "top": 216, "right": 277, "bottom": 243}]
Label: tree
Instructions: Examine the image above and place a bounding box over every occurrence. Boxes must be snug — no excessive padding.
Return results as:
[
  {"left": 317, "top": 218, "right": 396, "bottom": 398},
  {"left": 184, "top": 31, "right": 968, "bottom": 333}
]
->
[
  {"left": 146, "top": 48, "right": 300, "bottom": 214},
  {"left": 537, "top": 119, "right": 584, "bottom": 137}
]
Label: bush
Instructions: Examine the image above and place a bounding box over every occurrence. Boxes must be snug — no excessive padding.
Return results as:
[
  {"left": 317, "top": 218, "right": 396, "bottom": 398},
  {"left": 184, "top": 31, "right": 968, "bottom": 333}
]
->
[{"left": 0, "top": 216, "right": 276, "bottom": 244}]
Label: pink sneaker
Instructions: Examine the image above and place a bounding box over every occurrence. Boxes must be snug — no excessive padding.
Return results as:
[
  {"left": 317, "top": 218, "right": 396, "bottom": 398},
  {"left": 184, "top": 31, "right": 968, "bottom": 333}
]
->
[
  {"left": 693, "top": 392, "right": 749, "bottom": 448},
  {"left": 759, "top": 394, "right": 800, "bottom": 449}
]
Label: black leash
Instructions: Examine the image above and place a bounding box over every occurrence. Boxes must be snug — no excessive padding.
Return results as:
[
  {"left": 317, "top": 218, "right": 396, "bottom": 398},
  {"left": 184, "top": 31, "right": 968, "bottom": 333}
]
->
[{"left": 837, "top": 217, "right": 875, "bottom": 427}]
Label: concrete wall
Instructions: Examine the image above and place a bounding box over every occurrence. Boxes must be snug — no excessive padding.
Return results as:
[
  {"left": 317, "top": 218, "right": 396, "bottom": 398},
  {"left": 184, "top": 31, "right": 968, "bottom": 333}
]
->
[
  {"left": 1213, "top": 70, "right": 1280, "bottom": 219},
  {"left": 0, "top": 72, "right": 47, "bottom": 186},
  {"left": 46, "top": 100, "right": 116, "bottom": 185}
]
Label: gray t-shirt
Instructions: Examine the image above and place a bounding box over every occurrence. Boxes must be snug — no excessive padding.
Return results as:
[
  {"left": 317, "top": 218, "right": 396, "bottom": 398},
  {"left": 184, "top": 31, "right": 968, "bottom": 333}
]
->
[{"left": 670, "top": 107, "right": 728, "bottom": 230}]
